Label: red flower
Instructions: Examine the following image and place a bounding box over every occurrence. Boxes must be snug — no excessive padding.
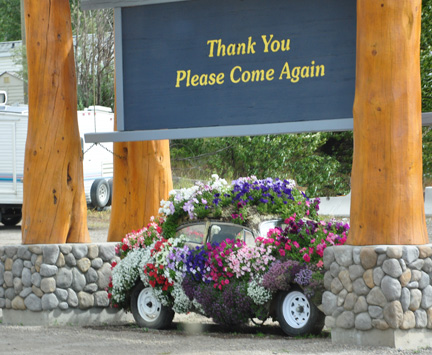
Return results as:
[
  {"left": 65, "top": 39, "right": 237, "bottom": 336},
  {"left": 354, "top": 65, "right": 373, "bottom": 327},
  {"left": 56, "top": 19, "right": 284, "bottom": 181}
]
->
[
  {"left": 121, "top": 244, "right": 128, "bottom": 251},
  {"left": 111, "top": 261, "right": 117, "bottom": 268}
]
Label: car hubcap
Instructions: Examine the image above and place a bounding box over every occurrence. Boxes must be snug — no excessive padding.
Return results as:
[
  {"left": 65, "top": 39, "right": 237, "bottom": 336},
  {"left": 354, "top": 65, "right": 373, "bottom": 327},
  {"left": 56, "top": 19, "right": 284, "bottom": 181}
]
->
[
  {"left": 282, "top": 291, "right": 311, "bottom": 328},
  {"left": 137, "top": 287, "right": 161, "bottom": 323}
]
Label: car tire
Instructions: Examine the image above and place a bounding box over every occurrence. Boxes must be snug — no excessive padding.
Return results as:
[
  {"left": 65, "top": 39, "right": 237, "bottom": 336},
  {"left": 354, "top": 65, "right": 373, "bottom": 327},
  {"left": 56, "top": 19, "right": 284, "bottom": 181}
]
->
[
  {"left": 1, "top": 208, "right": 22, "bottom": 226},
  {"left": 90, "top": 179, "right": 110, "bottom": 209},
  {"left": 276, "top": 287, "right": 324, "bottom": 336},
  {"left": 131, "top": 282, "right": 174, "bottom": 329}
]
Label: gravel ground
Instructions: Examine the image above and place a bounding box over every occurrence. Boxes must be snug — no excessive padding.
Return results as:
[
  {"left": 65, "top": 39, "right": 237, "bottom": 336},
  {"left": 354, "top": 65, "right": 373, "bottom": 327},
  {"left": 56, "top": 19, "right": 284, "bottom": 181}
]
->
[
  {"left": 1, "top": 316, "right": 432, "bottom": 355},
  {"left": 1, "top": 214, "right": 432, "bottom": 354}
]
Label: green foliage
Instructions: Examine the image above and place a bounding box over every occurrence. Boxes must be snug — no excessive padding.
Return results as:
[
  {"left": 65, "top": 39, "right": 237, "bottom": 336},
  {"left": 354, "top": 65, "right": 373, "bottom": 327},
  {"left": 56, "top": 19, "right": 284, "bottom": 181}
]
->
[
  {"left": 422, "top": 0, "right": 432, "bottom": 112},
  {"left": 171, "top": 133, "right": 351, "bottom": 198},
  {"left": 0, "top": 0, "right": 21, "bottom": 41}
]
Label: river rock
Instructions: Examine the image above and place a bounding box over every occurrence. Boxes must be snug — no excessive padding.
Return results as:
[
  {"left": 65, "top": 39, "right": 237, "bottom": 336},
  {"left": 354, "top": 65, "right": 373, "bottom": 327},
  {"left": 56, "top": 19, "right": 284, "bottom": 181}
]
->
[
  {"left": 382, "top": 259, "right": 402, "bottom": 278},
  {"left": 42, "top": 293, "right": 59, "bottom": 310},
  {"left": 24, "top": 294, "right": 42, "bottom": 311},
  {"left": 11, "top": 296, "right": 25, "bottom": 310},
  {"left": 91, "top": 258, "right": 104, "bottom": 269},
  {"left": 87, "top": 245, "right": 99, "bottom": 259},
  {"left": 77, "top": 258, "right": 91, "bottom": 273},
  {"left": 323, "top": 247, "right": 335, "bottom": 269},
  {"left": 349, "top": 264, "right": 365, "bottom": 281},
  {"left": 99, "top": 244, "right": 115, "bottom": 262},
  {"left": 402, "top": 246, "right": 419, "bottom": 264},
  {"left": 94, "top": 291, "right": 109, "bottom": 307},
  {"left": 43, "top": 245, "right": 60, "bottom": 265},
  {"left": 401, "top": 287, "right": 410, "bottom": 312},
  {"left": 12, "top": 259, "right": 24, "bottom": 277},
  {"left": 40, "top": 264, "right": 58, "bottom": 277},
  {"left": 72, "top": 245, "right": 88, "bottom": 260},
  {"left": 409, "top": 289, "right": 422, "bottom": 311},
  {"left": 421, "top": 285, "right": 432, "bottom": 309},
  {"left": 401, "top": 311, "right": 416, "bottom": 330},
  {"left": 387, "top": 246, "right": 403, "bottom": 259},
  {"left": 381, "top": 276, "right": 401, "bottom": 301},
  {"left": 78, "top": 291, "right": 94, "bottom": 309},
  {"left": 336, "top": 311, "right": 355, "bottom": 329},
  {"left": 355, "top": 312, "right": 372, "bottom": 330},
  {"left": 360, "top": 247, "right": 377, "bottom": 269},
  {"left": 40, "top": 277, "right": 56, "bottom": 293},
  {"left": 72, "top": 268, "right": 86, "bottom": 292},
  {"left": 22, "top": 268, "right": 32, "bottom": 287},
  {"left": 352, "top": 278, "right": 369, "bottom": 296},
  {"left": 383, "top": 301, "right": 403, "bottom": 329},
  {"left": 338, "top": 269, "right": 352, "bottom": 292}
]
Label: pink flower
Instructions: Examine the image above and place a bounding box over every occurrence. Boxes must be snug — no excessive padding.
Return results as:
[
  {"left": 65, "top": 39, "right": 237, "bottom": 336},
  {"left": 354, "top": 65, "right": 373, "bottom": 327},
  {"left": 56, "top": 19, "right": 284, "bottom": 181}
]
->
[
  {"left": 279, "top": 249, "right": 286, "bottom": 257},
  {"left": 316, "top": 260, "right": 324, "bottom": 268},
  {"left": 303, "top": 254, "right": 311, "bottom": 262},
  {"left": 293, "top": 241, "right": 300, "bottom": 248}
]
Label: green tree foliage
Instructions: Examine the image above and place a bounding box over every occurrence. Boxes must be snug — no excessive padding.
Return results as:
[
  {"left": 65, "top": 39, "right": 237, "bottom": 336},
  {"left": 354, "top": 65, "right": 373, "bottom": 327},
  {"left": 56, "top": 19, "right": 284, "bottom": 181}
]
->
[
  {"left": 422, "top": 0, "right": 432, "bottom": 112},
  {"left": 423, "top": 0, "right": 432, "bottom": 185},
  {"left": 70, "top": 0, "right": 115, "bottom": 109},
  {"left": 171, "top": 133, "right": 352, "bottom": 198},
  {"left": 0, "top": 0, "right": 21, "bottom": 41}
]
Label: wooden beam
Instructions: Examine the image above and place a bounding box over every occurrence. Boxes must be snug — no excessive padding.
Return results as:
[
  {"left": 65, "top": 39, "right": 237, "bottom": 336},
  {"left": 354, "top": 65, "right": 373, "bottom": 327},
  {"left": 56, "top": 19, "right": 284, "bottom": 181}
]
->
[
  {"left": 348, "top": 0, "right": 427, "bottom": 245},
  {"left": 80, "top": 0, "right": 188, "bottom": 10}
]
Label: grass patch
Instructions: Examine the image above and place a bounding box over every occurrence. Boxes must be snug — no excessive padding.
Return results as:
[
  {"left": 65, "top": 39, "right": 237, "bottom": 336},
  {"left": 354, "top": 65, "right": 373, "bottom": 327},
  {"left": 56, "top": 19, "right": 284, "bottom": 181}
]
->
[{"left": 87, "top": 208, "right": 111, "bottom": 229}]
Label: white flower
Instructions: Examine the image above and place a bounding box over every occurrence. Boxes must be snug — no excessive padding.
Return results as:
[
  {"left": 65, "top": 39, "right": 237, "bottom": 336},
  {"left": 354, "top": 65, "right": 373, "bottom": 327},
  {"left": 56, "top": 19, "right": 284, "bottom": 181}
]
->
[{"left": 247, "top": 277, "right": 272, "bottom": 305}]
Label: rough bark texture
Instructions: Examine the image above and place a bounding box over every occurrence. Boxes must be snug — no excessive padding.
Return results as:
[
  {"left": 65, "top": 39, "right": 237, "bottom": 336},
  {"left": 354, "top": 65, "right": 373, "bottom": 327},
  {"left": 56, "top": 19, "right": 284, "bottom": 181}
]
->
[
  {"left": 22, "top": 0, "right": 90, "bottom": 244},
  {"left": 349, "top": 0, "right": 428, "bottom": 245},
  {"left": 107, "top": 140, "right": 173, "bottom": 242}
]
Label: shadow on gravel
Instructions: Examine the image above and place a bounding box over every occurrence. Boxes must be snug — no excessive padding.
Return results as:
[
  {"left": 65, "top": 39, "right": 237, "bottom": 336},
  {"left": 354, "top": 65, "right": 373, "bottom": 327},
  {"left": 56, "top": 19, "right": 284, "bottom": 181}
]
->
[{"left": 85, "top": 320, "right": 331, "bottom": 340}]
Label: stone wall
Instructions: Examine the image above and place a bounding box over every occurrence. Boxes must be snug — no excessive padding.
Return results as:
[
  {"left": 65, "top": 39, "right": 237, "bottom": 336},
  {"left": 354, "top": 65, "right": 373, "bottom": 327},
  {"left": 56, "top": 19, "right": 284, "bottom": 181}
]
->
[
  {"left": 0, "top": 243, "right": 120, "bottom": 317},
  {"left": 323, "top": 244, "right": 432, "bottom": 334}
]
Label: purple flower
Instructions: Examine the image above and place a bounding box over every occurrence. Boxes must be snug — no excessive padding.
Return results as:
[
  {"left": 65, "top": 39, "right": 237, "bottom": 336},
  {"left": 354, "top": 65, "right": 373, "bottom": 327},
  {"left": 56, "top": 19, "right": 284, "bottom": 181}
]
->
[{"left": 294, "top": 268, "right": 313, "bottom": 286}]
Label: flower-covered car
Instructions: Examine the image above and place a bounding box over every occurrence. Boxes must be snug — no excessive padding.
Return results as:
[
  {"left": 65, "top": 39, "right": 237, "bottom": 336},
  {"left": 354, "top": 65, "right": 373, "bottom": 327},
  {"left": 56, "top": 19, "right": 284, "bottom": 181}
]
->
[{"left": 108, "top": 176, "right": 349, "bottom": 336}]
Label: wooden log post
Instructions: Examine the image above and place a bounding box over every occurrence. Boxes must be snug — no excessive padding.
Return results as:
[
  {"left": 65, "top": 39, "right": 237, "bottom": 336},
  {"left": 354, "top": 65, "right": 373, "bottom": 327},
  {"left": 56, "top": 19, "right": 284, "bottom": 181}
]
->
[
  {"left": 107, "top": 139, "right": 173, "bottom": 242},
  {"left": 349, "top": 0, "right": 428, "bottom": 245},
  {"left": 22, "top": 0, "right": 90, "bottom": 244}
]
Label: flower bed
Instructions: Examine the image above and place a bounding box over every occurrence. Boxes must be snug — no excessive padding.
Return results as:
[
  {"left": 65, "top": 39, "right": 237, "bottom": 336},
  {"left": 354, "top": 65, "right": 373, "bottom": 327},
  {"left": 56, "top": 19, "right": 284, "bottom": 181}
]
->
[{"left": 108, "top": 176, "right": 349, "bottom": 334}]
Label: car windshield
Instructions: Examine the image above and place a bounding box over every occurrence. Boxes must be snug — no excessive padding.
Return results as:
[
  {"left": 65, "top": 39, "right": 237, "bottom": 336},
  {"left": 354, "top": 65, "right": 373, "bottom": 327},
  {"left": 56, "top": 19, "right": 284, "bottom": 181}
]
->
[
  {"left": 175, "top": 224, "right": 206, "bottom": 244},
  {"left": 176, "top": 222, "right": 255, "bottom": 246},
  {"left": 209, "top": 223, "right": 244, "bottom": 244},
  {"left": 259, "top": 219, "right": 287, "bottom": 238}
]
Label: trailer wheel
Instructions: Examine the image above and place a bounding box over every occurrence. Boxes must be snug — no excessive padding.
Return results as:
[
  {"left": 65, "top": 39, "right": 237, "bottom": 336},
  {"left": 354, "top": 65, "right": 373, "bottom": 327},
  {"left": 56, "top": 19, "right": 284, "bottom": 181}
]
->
[
  {"left": 106, "top": 179, "right": 113, "bottom": 206},
  {"left": 1, "top": 208, "right": 22, "bottom": 226},
  {"left": 90, "top": 179, "right": 110, "bottom": 208},
  {"left": 276, "top": 287, "right": 324, "bottom": 336}
]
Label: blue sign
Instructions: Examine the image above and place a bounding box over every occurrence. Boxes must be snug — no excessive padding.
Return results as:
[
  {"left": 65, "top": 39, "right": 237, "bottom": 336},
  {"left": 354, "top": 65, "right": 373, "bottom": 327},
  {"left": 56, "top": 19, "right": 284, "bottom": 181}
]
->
[{"left": 86, "top": 0, "right": 357, "bottom": 142}]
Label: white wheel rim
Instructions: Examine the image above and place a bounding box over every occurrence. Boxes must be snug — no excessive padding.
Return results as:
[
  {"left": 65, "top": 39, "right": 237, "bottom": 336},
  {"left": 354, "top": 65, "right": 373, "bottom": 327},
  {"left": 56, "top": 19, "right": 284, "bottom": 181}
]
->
[
  {"left": 137, "top": 287, "right": 162, "bottom": 323},
  {"left": 98, "top": 184, "right": 108, "bottom": 201},
  {"left": 282, "top": 291, "right": 311, "bottom": 329}
]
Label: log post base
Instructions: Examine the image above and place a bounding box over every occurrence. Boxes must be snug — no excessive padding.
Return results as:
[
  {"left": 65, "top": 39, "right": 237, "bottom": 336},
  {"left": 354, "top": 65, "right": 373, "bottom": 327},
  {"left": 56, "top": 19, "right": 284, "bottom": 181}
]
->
[{"left": 323, "top": 244, "right": 432, "bottom": 350}]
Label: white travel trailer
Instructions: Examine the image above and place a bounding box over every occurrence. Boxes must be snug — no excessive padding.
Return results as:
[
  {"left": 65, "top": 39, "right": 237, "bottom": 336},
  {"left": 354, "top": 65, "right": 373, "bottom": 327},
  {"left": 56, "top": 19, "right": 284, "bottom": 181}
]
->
[{"left": 0, "top": 91, "right": 114, "bottom": 226}]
